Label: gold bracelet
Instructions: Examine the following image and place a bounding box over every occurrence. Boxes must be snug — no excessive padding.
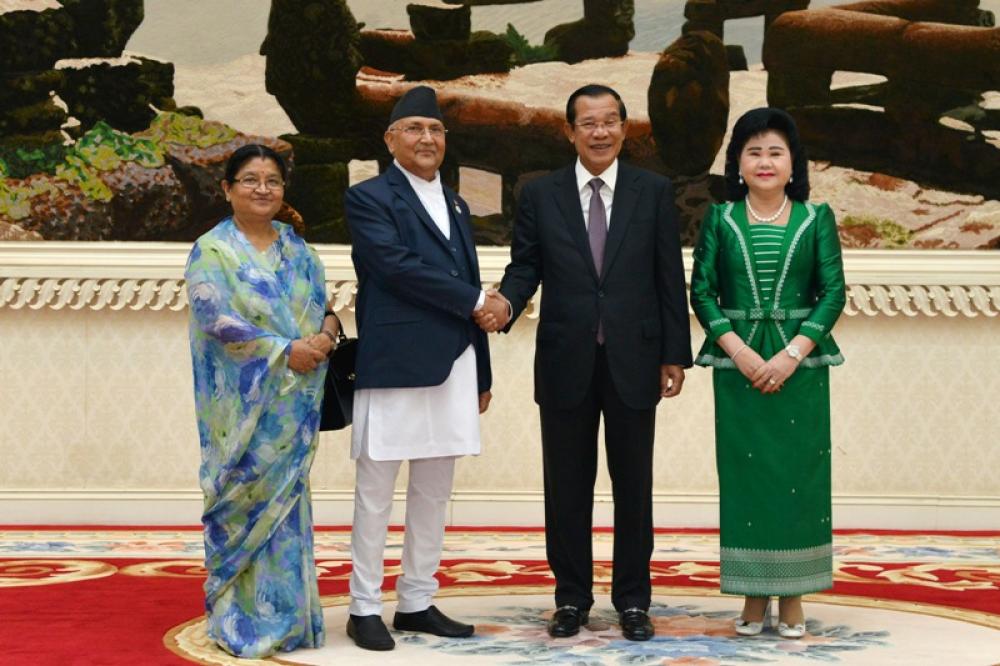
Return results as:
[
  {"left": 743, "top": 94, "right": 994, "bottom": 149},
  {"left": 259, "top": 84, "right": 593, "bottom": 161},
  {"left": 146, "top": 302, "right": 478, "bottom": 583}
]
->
[{"left": 731, "top": 344, "right": 748, "bottom": 361}]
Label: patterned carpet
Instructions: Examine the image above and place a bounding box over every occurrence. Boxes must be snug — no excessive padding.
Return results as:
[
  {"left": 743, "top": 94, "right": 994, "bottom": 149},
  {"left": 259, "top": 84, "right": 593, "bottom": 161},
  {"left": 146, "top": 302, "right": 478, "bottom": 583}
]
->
[{"left": 2, "top": 528, "right": 999, "bottom": 665}]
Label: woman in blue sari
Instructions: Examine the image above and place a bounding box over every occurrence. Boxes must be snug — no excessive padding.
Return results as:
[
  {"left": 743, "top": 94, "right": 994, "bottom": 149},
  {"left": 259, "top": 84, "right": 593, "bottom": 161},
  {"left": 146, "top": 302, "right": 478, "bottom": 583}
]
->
[{"left": 185, "top": 144, "right": 339, "bottom": 658}]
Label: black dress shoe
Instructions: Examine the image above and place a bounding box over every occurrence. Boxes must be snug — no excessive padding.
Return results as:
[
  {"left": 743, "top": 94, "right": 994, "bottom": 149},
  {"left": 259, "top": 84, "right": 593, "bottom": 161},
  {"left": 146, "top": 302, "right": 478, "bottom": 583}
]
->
[
  {"left": 347, "top": 614, "right": 395, "bottom": 651},
  {"left": 393, "top": 605, "right": 474, "bottom": 638},
  {"left": 620, "top": 607, "right": 654, "bottom": 641},
  {"left": 547, "top": 605, "right": 589, "bottom": 638}
]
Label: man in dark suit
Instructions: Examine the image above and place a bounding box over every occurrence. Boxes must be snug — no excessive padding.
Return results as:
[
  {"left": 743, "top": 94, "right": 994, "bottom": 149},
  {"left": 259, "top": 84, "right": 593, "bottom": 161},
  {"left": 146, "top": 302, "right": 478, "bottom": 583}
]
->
[
  {"left": 345, "top": 86, "right": 508, "bottom": 651},
  {"left": 478, "top": 84, "right": 692, "bottom": 641}
]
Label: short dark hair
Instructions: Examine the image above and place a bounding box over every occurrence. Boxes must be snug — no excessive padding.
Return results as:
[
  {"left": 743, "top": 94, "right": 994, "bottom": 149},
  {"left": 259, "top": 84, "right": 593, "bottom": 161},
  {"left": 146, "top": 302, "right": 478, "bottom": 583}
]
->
[
  {"left": 724, "top": 107, "right": 809, "bottom": 202},
  {"left": 224, "top": 143, "right": 288, "bottom": 184},
  {"left": 566, "top": 84, "right": 627, "bottom": 125}
]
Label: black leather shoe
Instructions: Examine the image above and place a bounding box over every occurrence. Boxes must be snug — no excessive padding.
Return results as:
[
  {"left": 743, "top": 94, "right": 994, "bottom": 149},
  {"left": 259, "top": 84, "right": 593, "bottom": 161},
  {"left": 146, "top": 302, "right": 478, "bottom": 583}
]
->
[
  {"left": 347, "top": 614, "right": 395, "bottom": 651},
  {"left": 620, "top": 607, "right": 654, "bottom": 641},
  {"left": 393, "top": 605, "right": 474, "bottom": 638},
  {"left": 547, "top": 605, "right": 589, "bottom": 638}
]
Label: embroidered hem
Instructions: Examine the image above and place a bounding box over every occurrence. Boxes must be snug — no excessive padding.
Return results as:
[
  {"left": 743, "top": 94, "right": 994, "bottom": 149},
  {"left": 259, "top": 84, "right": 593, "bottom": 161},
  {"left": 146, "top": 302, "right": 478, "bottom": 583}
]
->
[
  {"left": 720, "top": 573, "right": 833, "bottom": 597},
  {"left": 720, "top": 543, "right": 833, "bottom": 597}
]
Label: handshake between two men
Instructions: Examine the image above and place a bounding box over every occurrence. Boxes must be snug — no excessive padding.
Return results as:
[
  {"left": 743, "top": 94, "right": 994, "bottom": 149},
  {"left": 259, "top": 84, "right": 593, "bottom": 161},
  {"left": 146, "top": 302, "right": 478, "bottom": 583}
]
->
[{"left": 472, "top": 289, "right": 511, "bottom": 333}]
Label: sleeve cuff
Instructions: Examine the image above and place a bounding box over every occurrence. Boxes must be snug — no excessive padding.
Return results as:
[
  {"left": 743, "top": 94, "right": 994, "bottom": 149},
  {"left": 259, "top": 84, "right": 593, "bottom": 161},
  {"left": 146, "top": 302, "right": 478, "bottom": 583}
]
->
[
  {"left": 798, "top": 320, "right": 827, "bottom": 343},
  {"left": 707, "top": 319, "right": 733, "bottom": 342}
]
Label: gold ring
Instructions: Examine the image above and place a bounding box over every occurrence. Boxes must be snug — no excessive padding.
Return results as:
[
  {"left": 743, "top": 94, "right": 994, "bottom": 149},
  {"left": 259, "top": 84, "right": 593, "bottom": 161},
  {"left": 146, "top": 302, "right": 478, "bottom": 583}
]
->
[{"left": 768, "top": 379, "right": 776, "bottom": 385}]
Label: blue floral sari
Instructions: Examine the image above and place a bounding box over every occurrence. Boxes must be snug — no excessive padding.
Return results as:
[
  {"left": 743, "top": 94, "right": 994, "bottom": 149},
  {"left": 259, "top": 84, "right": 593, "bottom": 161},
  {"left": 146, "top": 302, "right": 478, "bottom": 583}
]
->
[{"left": 185, "top": 217, "right": 327, "bottom": 658}]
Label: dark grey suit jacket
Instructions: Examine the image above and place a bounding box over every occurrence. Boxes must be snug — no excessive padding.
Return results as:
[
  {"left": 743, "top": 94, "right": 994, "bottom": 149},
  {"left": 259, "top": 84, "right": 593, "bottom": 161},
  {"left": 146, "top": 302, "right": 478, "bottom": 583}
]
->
[{"left": 499, "top": 161, "right": 692, "bottom": 410}]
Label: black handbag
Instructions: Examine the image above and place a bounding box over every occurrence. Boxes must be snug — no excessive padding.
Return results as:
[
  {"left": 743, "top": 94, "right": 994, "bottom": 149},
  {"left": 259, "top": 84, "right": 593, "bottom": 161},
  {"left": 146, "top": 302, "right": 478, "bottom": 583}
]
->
[{"left": 319, "top": 326, "right": 357, "bottom": 431}]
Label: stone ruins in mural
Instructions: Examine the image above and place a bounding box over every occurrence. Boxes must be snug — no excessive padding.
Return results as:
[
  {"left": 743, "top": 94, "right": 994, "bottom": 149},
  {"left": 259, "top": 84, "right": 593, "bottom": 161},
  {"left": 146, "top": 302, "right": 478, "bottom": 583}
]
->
[
  {"left": 1, "top": 0, "right": 998, "bottom": 247},
  {"left": 258, "top": 0, "right": 999, "bottom": 248},
  {"left": 0, "top": 0, "right": 289, "bottom": 241}
]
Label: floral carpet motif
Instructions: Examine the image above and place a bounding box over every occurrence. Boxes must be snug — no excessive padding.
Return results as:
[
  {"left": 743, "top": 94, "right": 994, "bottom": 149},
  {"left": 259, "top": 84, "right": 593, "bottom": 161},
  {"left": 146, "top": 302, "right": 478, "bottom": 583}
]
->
[
  {"left": 399, "top": 599, "right": 892, "bottom": 665},
  {"left": 2, "top": 528, "right": 1000, "bottom": 665},
  {"left": 166, "top": 590, "right": 1000, "bottom": 665}
]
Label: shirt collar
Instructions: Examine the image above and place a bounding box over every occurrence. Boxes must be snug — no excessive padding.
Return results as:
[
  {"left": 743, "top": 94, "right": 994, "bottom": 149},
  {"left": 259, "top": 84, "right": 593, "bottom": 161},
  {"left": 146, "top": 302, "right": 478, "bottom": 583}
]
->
[
  {"left": 395, "top": 159, "right": 442, "bottom": 194},
  {"left": 575, "top": 158, "right": 618, "bottom": 194}
]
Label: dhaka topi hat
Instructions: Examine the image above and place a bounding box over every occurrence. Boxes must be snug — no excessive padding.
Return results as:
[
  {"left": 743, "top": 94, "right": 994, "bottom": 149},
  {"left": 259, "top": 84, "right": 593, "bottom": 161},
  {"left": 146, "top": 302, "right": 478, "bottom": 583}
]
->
[{"left": 389, "top": 85, "right": 443, "bottom": 124}]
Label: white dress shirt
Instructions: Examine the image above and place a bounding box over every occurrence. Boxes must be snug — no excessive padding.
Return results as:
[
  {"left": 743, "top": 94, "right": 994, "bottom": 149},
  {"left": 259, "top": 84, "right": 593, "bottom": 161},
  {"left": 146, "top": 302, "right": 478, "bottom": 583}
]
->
[
  {"left": 395, "top": 159, "right": 451, "bottom": 239},
  {"left": 575, "top": 157, "right": 618, "bottom": 230}
]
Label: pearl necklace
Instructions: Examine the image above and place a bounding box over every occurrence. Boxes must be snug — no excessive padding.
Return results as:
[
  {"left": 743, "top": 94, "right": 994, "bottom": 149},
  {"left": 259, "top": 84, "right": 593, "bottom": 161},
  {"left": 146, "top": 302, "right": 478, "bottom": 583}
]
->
[{"left": 745, "top": 195, "right": 789, "bottom": 223}]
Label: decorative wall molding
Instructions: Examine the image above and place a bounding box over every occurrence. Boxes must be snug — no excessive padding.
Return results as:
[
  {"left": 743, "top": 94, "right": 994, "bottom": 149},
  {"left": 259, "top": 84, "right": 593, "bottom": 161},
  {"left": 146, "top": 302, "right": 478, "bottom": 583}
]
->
[
  {"left": 0, "top": 277, "right": 367, "bottom": 312},
  {"left": 0, "top": 277, "right": 190, "bottom": 311},
  {"left": 2, "top": 242, "right": 998, "bottom": 316},
  {"left": 844, "top": 284, "right": 1000, "bottom": 318},
  {"left": 2, "top": 489, "right": 997, "bottom": 530}
]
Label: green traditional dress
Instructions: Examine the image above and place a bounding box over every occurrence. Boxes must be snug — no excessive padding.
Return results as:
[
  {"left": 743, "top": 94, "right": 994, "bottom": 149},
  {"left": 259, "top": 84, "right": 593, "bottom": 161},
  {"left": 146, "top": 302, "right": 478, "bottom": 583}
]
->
[
  {"left": 185, "top": 218, "right": 328, "bottom": 657},
  {"left": 690, "top": 200, "right": 846, "bottom": 597}
]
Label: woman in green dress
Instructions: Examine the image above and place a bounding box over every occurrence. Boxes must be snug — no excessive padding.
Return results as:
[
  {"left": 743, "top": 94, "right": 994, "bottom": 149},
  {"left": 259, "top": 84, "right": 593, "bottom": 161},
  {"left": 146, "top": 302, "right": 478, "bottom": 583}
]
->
[{"left": 690, "top": 108, "right": 846, "bottom": 639}]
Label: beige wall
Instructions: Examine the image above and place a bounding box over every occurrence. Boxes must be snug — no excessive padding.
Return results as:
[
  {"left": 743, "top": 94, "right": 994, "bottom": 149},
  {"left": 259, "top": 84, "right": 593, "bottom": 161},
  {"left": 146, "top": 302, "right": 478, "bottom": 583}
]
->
[{"left": 1, "top": 244, "right": 998, "bottom": 528}]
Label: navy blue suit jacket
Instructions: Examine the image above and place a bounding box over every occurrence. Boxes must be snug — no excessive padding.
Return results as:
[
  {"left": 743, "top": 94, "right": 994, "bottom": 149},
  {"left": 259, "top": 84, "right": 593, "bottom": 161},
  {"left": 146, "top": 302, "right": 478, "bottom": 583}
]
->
[{"left": 346, "top": 164, "right": 491, "bottom": 394}]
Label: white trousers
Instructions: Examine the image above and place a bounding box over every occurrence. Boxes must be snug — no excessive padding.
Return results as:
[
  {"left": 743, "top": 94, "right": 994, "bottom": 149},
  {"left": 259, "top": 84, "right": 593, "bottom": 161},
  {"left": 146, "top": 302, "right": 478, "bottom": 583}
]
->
[{"left": 348, "top": 451, "right": 456, "bottom": 616}]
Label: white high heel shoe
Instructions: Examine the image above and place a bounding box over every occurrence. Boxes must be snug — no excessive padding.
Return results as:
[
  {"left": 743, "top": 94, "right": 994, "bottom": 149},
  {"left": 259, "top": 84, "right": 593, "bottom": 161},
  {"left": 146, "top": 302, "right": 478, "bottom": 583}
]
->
[
  {"left": 734, "top": 599, "right": 771, "bottom": 636},
  {"left": 777, "top": 621, "right": 806, "bottom": 639}
]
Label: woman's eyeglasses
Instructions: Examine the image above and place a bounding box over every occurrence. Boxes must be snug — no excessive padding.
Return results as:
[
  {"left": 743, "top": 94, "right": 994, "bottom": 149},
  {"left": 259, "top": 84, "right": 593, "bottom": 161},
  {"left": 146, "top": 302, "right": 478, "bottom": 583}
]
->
[{"left": 236, "top": 176, "right": 285, "bottom": 191}]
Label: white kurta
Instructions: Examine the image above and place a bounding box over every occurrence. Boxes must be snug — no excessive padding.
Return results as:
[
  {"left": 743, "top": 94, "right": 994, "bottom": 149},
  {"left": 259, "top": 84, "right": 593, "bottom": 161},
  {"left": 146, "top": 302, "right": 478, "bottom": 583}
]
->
[
  {"left": 351, "top": 344, "right": 481, "bottom": 460},
  {"left": 350, "top": 161, "right": 483, "bottom": 462}
]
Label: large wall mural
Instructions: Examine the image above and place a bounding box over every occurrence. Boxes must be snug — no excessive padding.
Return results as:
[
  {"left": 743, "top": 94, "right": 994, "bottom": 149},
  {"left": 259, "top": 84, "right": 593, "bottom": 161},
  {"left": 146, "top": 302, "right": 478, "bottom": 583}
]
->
[{"left": 0, "top": 0, "right": 997, "bottom": 248}]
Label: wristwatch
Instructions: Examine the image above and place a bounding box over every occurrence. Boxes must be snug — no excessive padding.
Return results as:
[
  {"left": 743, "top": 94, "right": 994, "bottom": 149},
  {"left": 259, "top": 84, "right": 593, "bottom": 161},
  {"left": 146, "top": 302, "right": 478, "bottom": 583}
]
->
[{"left": 784, "top": 343, "right": 803, "bottom": 361}]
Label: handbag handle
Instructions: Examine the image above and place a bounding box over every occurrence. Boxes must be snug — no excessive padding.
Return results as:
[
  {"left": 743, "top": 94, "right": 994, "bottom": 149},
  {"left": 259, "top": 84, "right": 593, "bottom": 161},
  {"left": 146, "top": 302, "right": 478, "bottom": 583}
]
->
[{"left": 324, "top": 310, "right": 350, "bottom": 350}]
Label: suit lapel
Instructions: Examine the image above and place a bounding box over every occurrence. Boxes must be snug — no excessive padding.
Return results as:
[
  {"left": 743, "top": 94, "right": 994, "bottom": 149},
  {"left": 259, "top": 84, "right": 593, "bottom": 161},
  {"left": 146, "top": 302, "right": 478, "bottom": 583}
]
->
[
  {"left": 387, "top": 164, "right": 451, "bottom": 252},
  {"left": 552, "top": 165, "right": 599, "bottom": 283},
  {"left": 601, "top": 162, "right": 639, "bottom": 282},
  {"left": 444, "top": 186, "right": 478, "bottom": 274}
]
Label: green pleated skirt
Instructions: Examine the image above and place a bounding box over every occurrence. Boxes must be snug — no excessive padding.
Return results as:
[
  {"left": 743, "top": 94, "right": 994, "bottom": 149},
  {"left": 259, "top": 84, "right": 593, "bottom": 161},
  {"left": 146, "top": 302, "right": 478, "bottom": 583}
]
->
[{"left": 713, "top": 366, "right": 833, "bottom": 597}]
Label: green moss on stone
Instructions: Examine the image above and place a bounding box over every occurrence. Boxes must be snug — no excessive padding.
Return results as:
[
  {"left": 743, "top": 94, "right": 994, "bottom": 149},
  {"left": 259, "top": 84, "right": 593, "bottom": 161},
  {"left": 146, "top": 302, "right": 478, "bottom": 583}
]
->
[
  {"left": 0, "top": 177, "right": 62, "bottom": 221},
  {"left": 47, "top": 121, "right": 162, "bottom": 201},
  {"left": 262, "top": 0, "right": 362, "bottom": 135},
  {"left": 407, "top": 3, "right": 471, "bottom": 41},
  {"left": 0, "top": 7, "right": 77, "bottom": 72},
  {"left": 281, "top": 133, "right": 358, "bottom": 166},
  {"left": 284, "top": 163, "right": 349, "bottom": 243},
  {"left": 0, "top": 70, "right": 65, "bottom": 109},
  {"left": 72, "top": 121, "right": 163, "bottom": 169},
  {"left": 60, "top": 0, "right": 144, "bottom": 58},
  {"left": 138, "top": 112, "right": 237, "bottom": 149},
  {"left": 0, "top": 141, "right": 69, "bottom": 179},
  {"left": 59, "top": 56, "right": 174, "bottom": 133},
  {"left": 544, "top": 0, "right": 634, "bottom": 64},
  {"left": 841, "top": 215, "right": 913, "bottom": 247},
  {"left": 404, "top": 31, "right": 513, "bottom": 80},
  {"left": 504, "top": 23, "right": 557, "bottom": 66},
  {"left": 0, "top": 99, "right": 67, "bottom": 136}
]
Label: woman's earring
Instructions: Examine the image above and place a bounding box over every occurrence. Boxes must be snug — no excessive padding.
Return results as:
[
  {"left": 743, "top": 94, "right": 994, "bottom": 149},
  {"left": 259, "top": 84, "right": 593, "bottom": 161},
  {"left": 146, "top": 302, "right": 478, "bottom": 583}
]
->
[
  {"left": 789, "top": 175, "right": 794, "bottom": 184},
  {"left": 738, "top": 173, "right": 744, "bottom": 185}
]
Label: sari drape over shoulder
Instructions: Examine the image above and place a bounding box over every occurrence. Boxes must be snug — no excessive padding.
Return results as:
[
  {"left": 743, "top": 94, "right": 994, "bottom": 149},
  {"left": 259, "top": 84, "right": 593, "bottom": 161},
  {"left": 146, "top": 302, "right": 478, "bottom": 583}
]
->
[{"left": 185, "top": 217, "right": 327, "bottom": 658}]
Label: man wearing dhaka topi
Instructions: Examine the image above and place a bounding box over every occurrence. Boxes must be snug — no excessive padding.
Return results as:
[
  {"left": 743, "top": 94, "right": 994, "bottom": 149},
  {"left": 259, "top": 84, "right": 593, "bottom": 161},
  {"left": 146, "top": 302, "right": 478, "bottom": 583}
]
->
[{"left": 343, "top": 85, "right": 505, "bottom": 651}]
